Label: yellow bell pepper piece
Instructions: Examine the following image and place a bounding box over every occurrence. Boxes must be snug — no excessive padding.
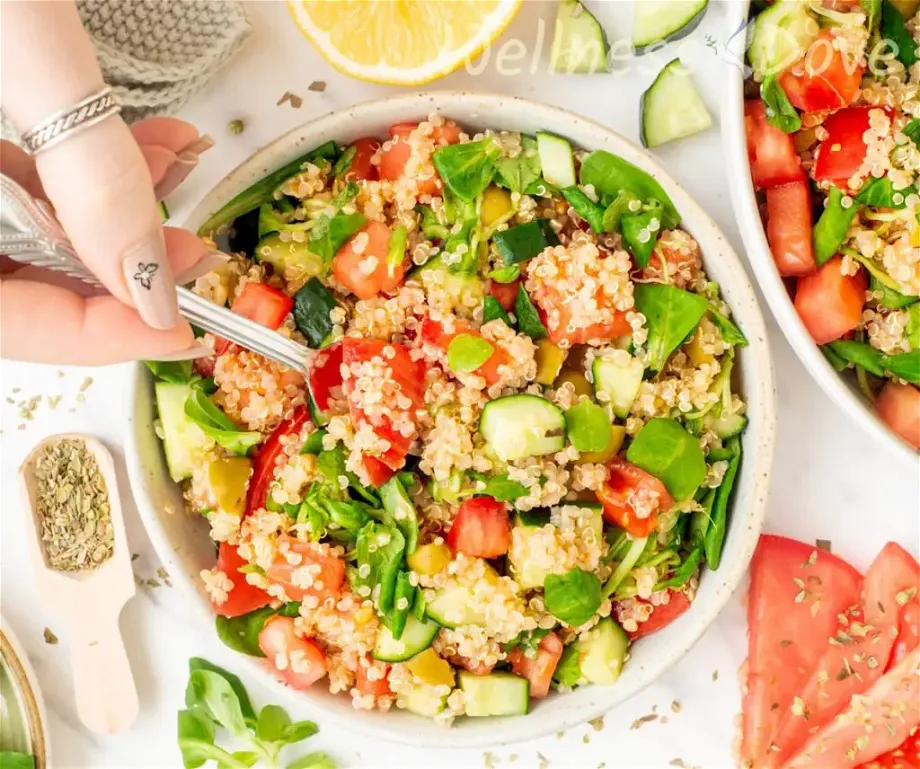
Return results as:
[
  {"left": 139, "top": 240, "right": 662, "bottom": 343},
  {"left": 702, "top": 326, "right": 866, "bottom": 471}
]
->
[
  {"left": 555, "top": 369, "right": 594, "bottom": 399},
  {"left": 911, "top": 224, "right": 920, "bottom": 249},
  {"left": 481, "top": 186, "right": 514, "bottom": 227},
  {"left": 685, "top": 328, "right": 715, "bottom": 367},
  {"left": 207, "top": 456, "right": 252, "bottom": 517},
  {"left": 407, "top": 543, "right": 451, "bottom": 576},
  {"left": 535, "top": 340, "right": 566, "bottom": 386},
  {"left": 890, "top": 0, "right": 919, "bottom": 17},
  {"left": 579, "top": 425, "right": 627, "bottom": 464},
  {"left": 407, "top": 648, "right": 455, "bottom": 688}
]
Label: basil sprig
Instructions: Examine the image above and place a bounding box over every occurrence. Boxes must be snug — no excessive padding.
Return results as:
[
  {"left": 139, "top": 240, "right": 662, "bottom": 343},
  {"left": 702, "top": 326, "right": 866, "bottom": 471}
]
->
[
  {"left": 627, "top": 418, "right": 707, "bottom": 501},
  {"left": 544, "top": 568, "right": 603, "bottom": 626}
]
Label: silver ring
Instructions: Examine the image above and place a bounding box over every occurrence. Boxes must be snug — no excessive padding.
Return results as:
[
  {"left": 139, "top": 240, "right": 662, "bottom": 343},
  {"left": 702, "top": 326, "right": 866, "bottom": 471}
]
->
[{"left": 21, "top": 86, "right": 121, "bottom": 156}]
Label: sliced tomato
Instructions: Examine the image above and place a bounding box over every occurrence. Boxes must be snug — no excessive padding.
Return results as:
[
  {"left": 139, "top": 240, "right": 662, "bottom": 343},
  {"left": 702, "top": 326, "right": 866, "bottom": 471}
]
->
[
  {"left": 246, "top": 407, "right": 310, "bottom": 516},
  {"left": 767, "top": 543, "right": 920, "bottom": 768},
  {"left": 785, "top": 647, "right": 920, "bottom": 769},
  {"left": 354, "top": 659, "right": 391, "bottom": 697},
  {"left": 741, "top": 535, "right": 862, "bottom": 769},
  {"left": 212, "top": 543, "right": 272, "bottom": 617},
  {"left": 332, "top": 220, "right": 407, "bottom": 301},
  {"left": 258, "top": 616, "right": 328, "bottom": 690},
  {"left": 378, "top": 120, "right": 462, "bottom": 197},
  {"left": 779, "top": 31, "right": 864, "bottom": 113},
  {"left": 596, "top": 458, "right": 674, "bottom": 538},
  {"left": 419, "top": 316, "right": 509, "bottom": 386},
  {"left": 362, "top": 455, "right": 396, "bottom": 488},
  {"left": 446, "top": 497, "right": 510, "bottom": 558},
  {"left": 531, "top": 287, "right": 632, "bottom": 346},
  {"left": 215, "top": 282, "right": 294, "bottom": 355},
  {"left": 745, "top": 100, "right": 805, "bottom": 188},
  {"left": 307, "top": 341, "right": 344, "bottom": 414},
  {"left": 508, "top": 632, "right": 564, "bottom": 699},
  {"left": 877, "top": 382, "right": 920, "bottom": 451},
  {"left": 794, "top": 255, "right": 867, "bottom": 345},
  {"left": 765, "top": 180, "right": 816, "bottom": 277},
  {"left": 265, "top": 537, "right": 346, "bottom": 602},
  {"left": 344, "top": 137, "right": 381, "bottom": 182},
  {"left": 623, "top": 592, "right": 692, "bottom": 640},
  {"left": 814, "top": 106, "right": 874, "bottom": 190},
  {"left": 862, "top": 727, "right": 920, "bottom": 769},
  {"left": 890, "top": 602, "right": 920, "bottom": 671},
  {"left": 488, "top": 279, "right": 521, "bottom": 312}
]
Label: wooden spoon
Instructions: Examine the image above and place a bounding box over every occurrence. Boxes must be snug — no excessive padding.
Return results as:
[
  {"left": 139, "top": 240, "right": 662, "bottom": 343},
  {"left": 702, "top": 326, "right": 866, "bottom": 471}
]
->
[{"left": 19, "top": 434, "right": 139, "bottom": 734}]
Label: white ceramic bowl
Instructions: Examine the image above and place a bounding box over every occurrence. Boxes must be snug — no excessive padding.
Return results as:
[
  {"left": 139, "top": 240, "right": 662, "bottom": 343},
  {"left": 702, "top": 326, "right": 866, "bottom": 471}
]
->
[
  {"left": 127, "top": 92, "right": 776, "bottom": 747},
  {"left": 722, "top": 2, "right": 916, "bottom": 463}
]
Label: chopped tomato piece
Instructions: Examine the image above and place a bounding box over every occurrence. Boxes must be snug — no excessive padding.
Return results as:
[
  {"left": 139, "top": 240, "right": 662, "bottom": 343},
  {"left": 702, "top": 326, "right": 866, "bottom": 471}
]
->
[
  {"left": 596, "top": 458, "right": 674, "bottom": 538},
  {"left": 621, "top": 592, "right": 692, "bottom": 640},
  {"left": 246, "top": 407, "right": 310, "bottom": 516},
  {"left": 332, "top": 220, "right": 407, "bottom": 300},
  {"left": 212, "top": 543, "right": 272, "bottom": 617},
  {"left": 362, "top": 455, "right": 396, "bottom": 488},
  {"left": 308, "top": 341, "right": 344, "bottom": 414},
  {"left": 779, "top": 31, "right": 864, "bottom": 113},
  {"left": 378, "top": 120, "right": 462, "bottom": 197},
  {"left": 265, "top": 537, "right": 345, "bottom": 602},
  {"left": 890, "top": 602, "right": 920, "bottom": 671},
  {"left": 419, "top": 316, "right": 509, "bottom": 386},
  {"left": 766, "top": 181, "right": 816, "bottom": 277},
  {"left": 877, "top": 382, "right": 920, "bottom": 451},
  {"left": 814, "top": 106, "right": 875, "bottom": 190},
  {"left": 343, "top": 137, "right": 380, "bottom": 182},
  {"left": 862, "top": 727, "right": 920, "bottom": 769},
  {"left": 355, "top": 659, "right": 391, "bottom": 697},
  {"left": 446, "top": 497, "right": 510, "bottom": 558},
  {"left": 193, "top": 355, "right": 216, "bottom": 379},
  {"left": 448, "top": 655, "right": 496, "bottom": 676},
  {"left": 744, "top": 100, "right": 805, "bottom": 188},
  {"left": 785, "top": 647, "right": 920, "bottom": 769},
  {"left": 258, "top": 616, "right": 328, "bottom": 690},
  {"left": 215, "top": 282, "right": 294, "bottom": 355},
  {"left": 488, "top": 278, "right": 520, "bottom": 312},
  {"left": 531, "top": 289, "right": 632, "bottom": 346},
  {"left": 794, "top": 255, "right": 867, "bottom": 345},
  {"left": 508, "top": 632, "right": 564, "bottom": 699},
  {"left": 741, "top": 535, "right": 862, "bottom": 769}
]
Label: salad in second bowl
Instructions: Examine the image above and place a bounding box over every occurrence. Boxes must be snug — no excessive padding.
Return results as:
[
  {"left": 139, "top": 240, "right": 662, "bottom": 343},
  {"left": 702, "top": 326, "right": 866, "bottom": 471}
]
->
[
  {"left": 742, "top": 0, "right": 920, "bottom": 450},
  {"left": 148, "top": 113, "right": 749, "bottom": 722}
]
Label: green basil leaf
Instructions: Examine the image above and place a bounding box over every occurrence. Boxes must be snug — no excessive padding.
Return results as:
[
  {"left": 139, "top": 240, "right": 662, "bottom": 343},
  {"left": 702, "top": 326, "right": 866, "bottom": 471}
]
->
[
  {"left": 627, "top": 418, "right": 707, "bottom": 501},
  {"left": 184, "top": 390, "right": 262, "bottom": 456},
  {"left": 560, "top": 186, "right": 606, "bottom": 233},
  {"left": 281, "top": 720, "right": 320, "bottom": 746},
  {"left": 448, "top": 333, "right": 495, "bottom": 374},
  {"left": 633, "top": 282, "right": 708, "bottom": 373},
  {"left": 494, "top": 135, "right": 542, "bottom": 194},
  {"left": 814, "top": 187, "right": 858, "bottom": 266},
  {"left": 256, "top": 704, "right": 291, "bottom": 744},
  {"left": 379, "top": 474, "right": 419, "bottom": 556},
  {"left": 515, "top": 284, "right": 549, "bottom": 341},
  {"left": 186, "top": 658, "right": 257, "bottom": 727},
  {"left": 215, "top": 607, "right": 275, "bottom": 657},
  {"left": 904, "top": 118, "right": 920, "bottom": 147},
  {"left": 354, "top": 522, "right": 406, "bottom": 614},
  {"left": 293, "top": 277, "right": 339, "bottom": 349},
  {"left": 177, "top": 709, "right": 227, "bottom": 769},
  {"left": 418, "top": 204, "right": 451, "bottom": 241},
  {"left": 300, "top": 429, "right": 327, "bottom": 455},
  {"left": 469, "top": 472, "right": 530, "bottom": 502},
  {"left": 544, "top": 568, "right": 603, "bottom": 626},
  {"left": 861, "top": 0, "right": 882, "bottom": 34},
  {"left": 332, "top": 145, "right": 357, "bottom": 179},
  {"left": 564, "top": 399, "right": 612, "bottom": 452},
  {"left": 0, "top": 753, "right": 35, "bottom": 769},
  {"left": 187, "top": 670, "right": 249, "bottom": 737},
  {"left": 486, "top": 264, "right": 521, "bottom": 283},
  {"left": 432, "top": 139, "right": 501, "bottom": 202},
  {"left": 387, "top": 225, "right": 408, "bottom": 276},
  {"left": 855, "top": 175, "right": 912, "bottom": 209},
  {"left": 761, "top": 75, "right": 801, "bottom": 134},
  {"left": 307, "top": 211, "right": 366, "bottom": 265},
  {"left": 621, "top": 203, "right": 664, "bottom": 269},
  {"left": 285, "top": 751, "right": 337, "bottom": 769},
  {"left": 482, "top": 295, "right": 512, "bottom": 326},
  {"left": 602, "top": 189, "right": 641, "bottom": 233},
  {"left": 145, "top": 360, "right": 193, "bottom": 383},
  {"left": 881, "top": 0, "right": 917, "bottom": 67},
  {"left": 708, "top": 306, "right": 749, "bottom": 347}
]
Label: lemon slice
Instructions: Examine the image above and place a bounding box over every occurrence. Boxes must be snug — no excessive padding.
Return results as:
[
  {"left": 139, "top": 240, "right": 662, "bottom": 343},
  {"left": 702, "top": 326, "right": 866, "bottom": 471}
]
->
[{"left": 287, "top": 0, "right": 523, "bottom": 85}]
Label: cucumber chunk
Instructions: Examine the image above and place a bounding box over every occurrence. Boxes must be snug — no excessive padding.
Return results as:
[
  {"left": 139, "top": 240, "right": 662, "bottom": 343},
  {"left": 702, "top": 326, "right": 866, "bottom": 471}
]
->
[
  {"left": 536, "top": 132, "right": 577, "bottom": 190},
  {"left": 373, "top": 615, "right": 440, "bottom": 663},
  {"left": 592, "top": 355, "right": 645, "bottom": 420},
  {"left": 633, "top": 0, "right": 709, "bottom": 51},
  {"left": 426, "top": 583, "right": 487, "bottom": 628},
  {"left": 402, "top": 684, "right": 448, "bottom": 718},
  {"left": 748, "top": 1, "right": 818, "bottom": 78},
  {"left": 579, "top": 617, "right": 629, "bottom": 685},
  {"left": 640, "top": 59, "right": 713, "bottom": 149},
  {"left": 493, "top": 220, "right": 559, "bottom": 265},
  {"left": 459, "top": 672, "right": 530, "bottom": 717},
  {"left": 479, "top": 394, "right": 566, "bottom": 461},
  {"left": 550, "top": 0, "right": 609, "bottom": 74},
  {"left": 254, "top": 232, "right": 324, "bottom": 281},
  {"left": 704, "top": 410, "right": 747, "bottom": 439},
  {"left": 155, "top": 382, "right": 211, "bottom": 482}
]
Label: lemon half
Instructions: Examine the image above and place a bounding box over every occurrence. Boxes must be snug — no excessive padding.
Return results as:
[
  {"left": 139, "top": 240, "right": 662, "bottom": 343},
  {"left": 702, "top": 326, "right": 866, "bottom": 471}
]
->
[{"left": 287, "top": 0, "right": 523, "bottom": 86}]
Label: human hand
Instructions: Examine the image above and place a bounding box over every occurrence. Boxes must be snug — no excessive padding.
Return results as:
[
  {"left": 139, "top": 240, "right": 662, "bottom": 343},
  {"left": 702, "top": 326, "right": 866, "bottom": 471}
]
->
[{"left": 0, "top": 1, "right": 218, "bottom": 365}]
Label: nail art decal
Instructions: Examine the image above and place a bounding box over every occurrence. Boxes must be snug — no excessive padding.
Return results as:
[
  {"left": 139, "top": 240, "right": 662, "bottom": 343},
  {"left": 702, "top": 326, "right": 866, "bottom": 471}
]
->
[{"left": 133, "top": 262, "right": 159, "bottom": 290}]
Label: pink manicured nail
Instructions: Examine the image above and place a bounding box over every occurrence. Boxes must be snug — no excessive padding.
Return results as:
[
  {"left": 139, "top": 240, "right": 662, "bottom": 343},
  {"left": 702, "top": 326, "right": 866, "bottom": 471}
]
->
[
  {"left": 175, "top": 249, "right": 229, "bottom": 285},
  {"left": 122, "top": 232, "right": 178, "bottom": 330},
  {"left": 154, "top": 150, "right": 199, "bottom": 201},
  {"left": 181, "top": 135, "right": 214, "bottom": 155},
  {"left": 146, "top": 342, "right": 214, "bottom": 362}
]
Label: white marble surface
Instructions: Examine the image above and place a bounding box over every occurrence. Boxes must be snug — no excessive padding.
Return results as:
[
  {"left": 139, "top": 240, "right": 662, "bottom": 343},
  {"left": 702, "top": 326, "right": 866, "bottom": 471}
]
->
[{"left": 1, "top": 2, "right": 917, "bottom": 768}]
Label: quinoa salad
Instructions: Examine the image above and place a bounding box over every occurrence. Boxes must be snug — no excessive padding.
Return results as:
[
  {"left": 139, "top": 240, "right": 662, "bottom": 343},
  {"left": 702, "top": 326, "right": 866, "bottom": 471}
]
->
[
  {"left": 743, "top": 0, "right": 920, "bottom": 450},
  {"left": 148, "top": 113, "right": 749, "bottom": 722}
]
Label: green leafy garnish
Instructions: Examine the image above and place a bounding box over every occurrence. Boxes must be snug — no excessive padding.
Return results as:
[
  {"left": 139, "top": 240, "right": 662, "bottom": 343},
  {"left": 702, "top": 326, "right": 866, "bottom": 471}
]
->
[
  {"left": 621, "top": 202, "right": 664, "bottom": 268},
  {"left": 553, "top": 645, "right": 585, "bottom": 687},
  {"left": 704, "top": 435, "right": 741, "bottom": 570},
  {"left": 379, "top": 474, "right": 420, "bottom": 556},
  {"left": 307, "top": 211, "right": 366, "bottom": 265},
  {"left": 708, "top": 306, "right": 748, "bottom": 347},
  {"left": 760, "top": 75, "right": 801, "bottom": 134},
  {"left": 561, "top": 187, "right": 606, "bottom": 233},
  {"left": 145, "top": 360, "right": 194, "bottom": 383},
  {"left": 0, "top": 753, "right": 35, "bottom": 769},
  {"left": 564, "top": 399, "right": 613, "bottom": 452},
  {"left": 515, "top": 285, "right": 549, "bottom": 341},
  {"left": 881, "top": 0, "right": 917, "bottom": 67},
  {"left": 292, "top": 277, "right": 339, "bottom": 348},
  {"left": 215, "top": 607, "right": 276, "bottom": 657},
  {"left": 448, "top": 333, "right": 495, "bottom": 374},
  {"left": 855, "top": 175, "right": 912, "bottom": 209},
  {"left": 814, "top": 187, "right": 858, "bottom": 266},
  {"left": 655, "top": 547, "right": 703, "bottom": 591},
  {"left": 904, "top": 118, "right": 920, "bottom": 146},
  {"left": 418, "top": 204, "right": 451, "bottom": 241},
  {"left": 825, "top": 340, "right": 920, "bottom": 383},
  {"left": 387, "top": 225, "right": 408, "bottom": 277},
  {"left": 469, "top": 472, "right": 529, "bottom": 502},
  {"left": 332, "top": 145, "right": 357, "bottom": 179},
  {"left": 482, "top": 295, "right": 512, "bottom": 326},
  {"left": 543, "top": 568, "right": 603, "bottom": 626},
  {"left": 493, "top": 220, "right": 559, "bottom": 265},
  {"left": 432, "top": 139, "right": 501, "bottom": 202},
  {"left": 485, "top": 264, "right": 521, "bottom": 283},
  {"left": 633, "top": 282, "right": 708, "bottom": 373},
  {"left": 184, "top": 390, "right": 262, "bottom": 456},
  {"left": 861, "top": 0, "right": 881, "bottom": 35},
  {"left": 627, "top": 418, "right": 707, "bottom": 501},
  {"left": 601, "top": 189, "right": 641, "bottom": 233},
  {"left": 907, "top": 304, "right": 920, "bottom": 349},
  {"left": 494, "top": 135, "right": 542, "bottom": 194},
  {"left": 354, "top": 522, "right": 406, "bottom": 615}
]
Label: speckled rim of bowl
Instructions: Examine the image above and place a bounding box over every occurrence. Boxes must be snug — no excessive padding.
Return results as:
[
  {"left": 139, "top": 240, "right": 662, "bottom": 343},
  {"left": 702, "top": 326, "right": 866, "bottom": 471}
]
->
[
  {"left": 126, "top": 91, "right": 777, "bottom": 748},
  {"left": 1, "top": 618, "right": 51, "bottom": 769},
  {"left": 722, "top": 1, "right": 916, "bottom": 463}
]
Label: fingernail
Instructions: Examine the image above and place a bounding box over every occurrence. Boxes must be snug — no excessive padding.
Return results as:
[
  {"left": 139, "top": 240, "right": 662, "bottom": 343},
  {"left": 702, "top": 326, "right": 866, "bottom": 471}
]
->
[
  {"left": 181, "top": 135, "right": 215, "bottom": 156},
  {"left": 147, "top": 342, "right": 214, "bottom": 362},
  {"left": 122, "top": 232, "right": 178, "bottom": 330},
  {"left": 175, "top": 249, "right": 230, "bottom": 285},
  {"left": 154, "top": 151, "right": 199, "bottom": 200}
]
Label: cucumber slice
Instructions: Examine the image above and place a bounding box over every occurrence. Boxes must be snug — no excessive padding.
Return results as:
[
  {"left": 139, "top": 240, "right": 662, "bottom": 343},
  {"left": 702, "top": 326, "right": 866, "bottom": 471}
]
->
[
  {"left": 492, "top": 220, "right": 559, "bottom": 265},
  {"left": 254, "top": 232, "right": 324, "bottom": 280},
  {"left": 293, "top": 277, "right": 338, "bottom": 349},
  {"left": 479, "top": 394, "right": 567, "bottom": 461},
  {"left": 633, "top": 0, "right": 709, "bottom": 51},
  {"left": 704, "top": 410, "right": 747, "bottom": 439},
  {"left": 402, "top": 684, "right": 448, "bottom": 718},
  {"left": 553, "top": 502, "right": 603, "bottom": 541},
  {"left": 426, "top": 584, "right": 486, "bottom": 628},
  {"left": 373, "top": 615, "right": 440, "bottom": 663},
  {"left": 458, "top": 672, "right": 530, "bottom": 717},
  {"left": 748, "top": 1, "right": 818, "bottom": 78},
  {"left": 592, "top": 355, "right": 645, "bottom": 420},
  {"left": 536, "top": 132, "right": 577, "bottom": 190},
  {"left": 155, "top": 382, "right": 211, "bottom": 482},
  {"left": 550, "top": 0, "right": 609, "bottom": 74},
  {"left": 579, "top": 618, "right": 629, "bottom": 685},
  {"left": 640, "top": 59, "right": 713, "bottom": 149}
]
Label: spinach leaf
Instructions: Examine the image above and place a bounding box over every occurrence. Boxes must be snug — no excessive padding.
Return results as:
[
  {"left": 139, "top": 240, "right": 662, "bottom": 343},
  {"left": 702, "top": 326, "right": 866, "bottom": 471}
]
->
[
  {"left": 708, "top": 306, "right": 749, "bottom": 347},
  {"left": 293, "top": 277, "right": 338, "bottom": 348},
  {"left": 579, "top": 150, "right": 680, "bottom": 229},
  {"left": 655, "top": 547, "right": 704, "bottom": 591},
  {"left": 602, "top": 189, "right": 641, "bottom": 233},
  {"left": 627, "top": 418, "right": 707, "bottom": 501},
  {"left": 486, "top": 264, "right": 521, "bottom": 283},
  {"left": 621, "top": 202, "right": 664, "bottom": 269},
  {"left": 881, "top": 0, "right": 917, "bottom": 67},
  {"left": 493, "top": 220, "right": 558, "bottom": 265},
  {"left": 561, "top": 187, "right": 606, "bottom": 233},
  {"left": 418, "top": 204, "right": 450, "bottom": 241},
  {"left": 633, "top": 282, "right": 708, "bottom": 373},
  {"left": 381, "top": 570, "right": 415, "bottom": 640},
  {"left": 177, "top": 708, "right": 231, "bottom": 769},
  {"left": 856, "top": 175, "right": 912, "bottom": 208},
  {"left": 432, "top": 139, "right": 501, "bottom": 202},
  {"left": 814, "top": 187, "right": 858, "bottom": 265},
  {"left": 553, "top": 645, "right": 586, "bottom": 687},
  {"left": 761, "top": 75, "right": 801, "bottom": 134},
  {"left": 287, "top": 752, "right": 337, "bottom": 769},
  {"left": 871, "top": 275, "right": 917, "bottom": 309},
  {"left": 145, "top": 360, "right": 194, "bottom": 383},
  {"left": 564, "top": 399, "right": 612, "bottom": 452},
  {"left": 704, "top": 435, "right": 741, "bottom": 570},
  {"left": 255, "top": 704, "right": 291, "bottom": 745},
  {"left": 184, "top": 390, "right": 262, "bottom": 456},
  {"left": 354, "top": 522, "right": 406, "bottom": 614},
  {"left": 442, "top": 219, "right": 480, "bottom": 274},
  {"left": 861, "top": 0, "right": 882, "bottom": 35},
  {"left": 215, "top": 607, "right": 275, "bottom": 657},
  {"left": 908, "top": 304, "right": 920, "bottom": 349},
  {"left": 469, "top": 472, "right": 529, "bottom": 502},
  {"left": 298, "top": 485, "right": 372, "bottom": 543},
  {"left": 307, "top": 211, "right": 366, "bottom": 265},
  {"left": 0, "top": 753, "right": 35, "bottom": 769},
  {"left": 482, "top": 295, "right": 512, "bottom": 326},
  {"left": 186, "top": 658, "right": 257, "bottom": 727},
  {"left": 448, "top": 334, "right": 495, "bottom": 374},
  {"left": 387, "top": 225, "right": 408, "bottom": 276},
  {"left": 187, "top": 669, "right": 249, "bottom": 737},
  {"left": 379, "top": 475, "right": 419, "bottom": 556},
  {"left": 332, "top": 145, "right": 357, "bottom": 179},
  {"left": 826, "top": 340, "right": 920, "bottom": 383},
  {"left": 904, "top": 118, "right": 920, "bottom": 146},
  {"left": 199, "top": 141, "right": 340, "bottom": 234},
  {"left": 494, "top": 135, "right": 542, "bottom": 194},
  {"left": 515, "top": 284, "right": 549, "bottom": 340},
  {"left": 314, "top": 443, "right": 379, "bottom": 506},
  {"left": 543, "top": 568, "right": 603, "bottom": 626}
]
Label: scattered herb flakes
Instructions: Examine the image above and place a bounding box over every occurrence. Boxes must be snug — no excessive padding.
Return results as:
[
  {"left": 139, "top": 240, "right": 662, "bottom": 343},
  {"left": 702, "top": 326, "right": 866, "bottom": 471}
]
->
[
  {"left": 537, "top": 752, "right": 550, "bottom": 769},
  {"left": 660, "top": 715, "right": 670, "bottom": 725},
  {"left": 56, "top": 370, "right": 64, "bottom": 378},
  {"left": 47, "top": 395, "right": 62, "bottom": 410},
  {"left": 555, "top": 731, "right": 564, "bottom": 740},
  {"left": 630, "top": 713, "right": 659, "bottom": 730},
  {"left": 43, "top": 627, "right": 58, "bottom": 645},
  {"left": 780, "top": 639, "right": 793, "bottom": 647},
  {"left": 5, "top": 397, "right": 13, "bottom": 405},
  {"left": 589, "top": 716, "right": 605, "bottom": 731},
  {"left": 131, "top": 553, "right": 140, "bottom": 562},
  {"left": 712, "top": 669, "right": 720, "bottom": 681},
  {"left": 582, "top": 734, "right": 591, "bottom": 744},
  {"left": 277, "top": 91, "right": 303, "bottom": 109},
  {"left": 76, "top": 394, "right": 86, "bottom": 405},
  {"left": 18, "top": 395, "right": 41, "bottom": 420},
  {"left": 12, "top": 387, "right": 20, "bottom": 394},
  {"left": 79, "top": 377, "right": 94, "bottom": 393},
  {"left": 308, "top": 80, "right": 327, "bottom": 92},
  {"left": 670, "top": 700, "right": 682, "bottom": 714},
  {"left": 227, "top": 119, "right": 245, "bottom": 135},
  {"left": 509, "top": 755, "right": 518, "bottom": 764},
  {"left": 816, "top": 539, "right": 832, "bottom": 552},
  {"left": 598, "top": 764, "right": 606, "bottom": 769},
  {"left": 146, "top": 578, "right": 161, "bottom": 588},
  {"left": 484, "top": 751, "right": 498, "bottom": 769}
]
